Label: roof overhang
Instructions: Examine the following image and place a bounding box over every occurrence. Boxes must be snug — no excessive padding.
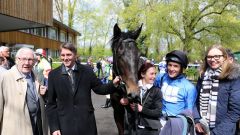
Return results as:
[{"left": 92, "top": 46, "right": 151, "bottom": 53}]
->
[
  {"left": 0, "top": 14, "right": 47, "bottom": 32},
  {"left": 53, "top": 19, "right": 81, "bottom": 36}
]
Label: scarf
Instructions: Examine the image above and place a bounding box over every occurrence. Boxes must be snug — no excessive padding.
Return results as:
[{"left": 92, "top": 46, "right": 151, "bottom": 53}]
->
[{"left": 199, "top": 67, "right": 222, "bottom": 128}]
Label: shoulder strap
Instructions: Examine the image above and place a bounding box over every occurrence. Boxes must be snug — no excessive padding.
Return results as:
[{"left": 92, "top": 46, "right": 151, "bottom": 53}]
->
[{"left": 142, "top": 89, "right": 151, "bottom": 107}]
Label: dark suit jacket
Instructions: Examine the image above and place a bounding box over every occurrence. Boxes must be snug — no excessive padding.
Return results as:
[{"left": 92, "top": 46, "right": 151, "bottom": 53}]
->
[{"left": 46, "top": 62, "right": 116, "bottom": 135}]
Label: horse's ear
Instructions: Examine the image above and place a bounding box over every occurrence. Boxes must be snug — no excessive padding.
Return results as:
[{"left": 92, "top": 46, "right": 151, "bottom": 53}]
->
[
  {"left": 113, "top": 23, "right": 121, "bottom": 38},
  {"left": 132, "top": 23, "right": 143, "bottom": 40}
]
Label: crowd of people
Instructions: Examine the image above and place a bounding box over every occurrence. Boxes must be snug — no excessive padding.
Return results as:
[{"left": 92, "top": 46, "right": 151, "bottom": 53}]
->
[{"left": 0, "top": 43, "right": 239, "bottom": 135}]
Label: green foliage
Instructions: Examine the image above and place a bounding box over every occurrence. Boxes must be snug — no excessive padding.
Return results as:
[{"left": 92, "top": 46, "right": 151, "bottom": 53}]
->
[
  {"left": 77, "top": 46, "right": 112, "bottom": 62},
  {"left": 52, "top": 62, "right": 61, "bottom": 69},
  {"left": 113, "top": 0, "right": 240, "bottom": 62},
  {"left": 185, "top": 67, "right": 199, "bottom": 82},
  {"left": 56, "top": 0, "right": 240, "bottom": 63}
]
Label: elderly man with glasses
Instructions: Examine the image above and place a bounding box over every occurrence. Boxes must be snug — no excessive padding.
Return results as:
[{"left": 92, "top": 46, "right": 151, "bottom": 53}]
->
[{"left": 0, "top": 47, "right": 48, "bottom": 135}]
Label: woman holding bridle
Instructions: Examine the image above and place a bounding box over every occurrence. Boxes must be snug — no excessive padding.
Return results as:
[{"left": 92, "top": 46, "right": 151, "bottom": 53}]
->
[{"left": 120, "top": 62, "right": 162, "bottom": 135}]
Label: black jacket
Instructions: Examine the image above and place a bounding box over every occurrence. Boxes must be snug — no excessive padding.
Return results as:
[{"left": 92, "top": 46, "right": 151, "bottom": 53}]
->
[
  {"left": 139, "top": 86, "right": 162, "bottom": 130},
  {"left": 46, "top": 63, "right": 116, "bottom": 135}
]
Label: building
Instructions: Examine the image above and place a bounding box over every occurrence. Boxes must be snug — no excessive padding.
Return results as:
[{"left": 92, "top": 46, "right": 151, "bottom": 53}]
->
[{"left": 0, "top": 0, "right": 80, "bottom": 58}]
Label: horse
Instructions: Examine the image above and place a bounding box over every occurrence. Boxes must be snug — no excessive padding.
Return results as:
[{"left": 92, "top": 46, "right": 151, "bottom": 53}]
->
[{"left": 110, "top": 23, "right": 143, "bottom": 135}]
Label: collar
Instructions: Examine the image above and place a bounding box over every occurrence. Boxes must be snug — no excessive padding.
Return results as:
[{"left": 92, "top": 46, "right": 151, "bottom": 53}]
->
[
  {"left": 138, "top": 80, "right": 153, "bottom": 90},
  {"left": 11, "top": 65, "right": 34, "bottom": 81},
  {"left": 23, "top": 73, "right": 32, "bottom": 79},
  {"left": 65, "top": 64, "right": 76, "bottom": 71},
  {"left": 168, "top": 73, "right": 185, "bottom": 80}
]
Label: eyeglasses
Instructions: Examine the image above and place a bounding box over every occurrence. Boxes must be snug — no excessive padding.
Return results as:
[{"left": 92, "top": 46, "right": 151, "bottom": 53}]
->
[
  {"left": 18, "top": 57, "right": 35, "bottom": 63},
  {"left": 206, "top": 55, "right": 224, "bottom": 60}
]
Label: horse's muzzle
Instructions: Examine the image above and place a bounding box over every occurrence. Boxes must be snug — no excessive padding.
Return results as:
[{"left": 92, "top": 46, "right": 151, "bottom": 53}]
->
[{"left": 127, "top": 92, "right": 140, "bottom": 103}]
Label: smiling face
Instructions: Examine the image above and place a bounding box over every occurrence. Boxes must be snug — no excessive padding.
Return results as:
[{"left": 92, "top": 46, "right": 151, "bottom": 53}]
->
[
  {"left": 167, "top": 61, "right": 181, "bottom": 78},
  {"left": 142, "top": 67, "right": 156, "bottom": 85},
  {"left": 206, "top": 48, "right": 226, "bottom": 69},
  {"left": 16, "top": 49, "right": 35, "bottom": 74},
  {"left": 60, "top": 48, "right": 77, "bottom": 68}
]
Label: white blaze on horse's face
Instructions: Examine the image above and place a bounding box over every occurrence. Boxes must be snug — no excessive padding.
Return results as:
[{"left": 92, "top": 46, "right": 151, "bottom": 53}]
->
[{"left": 112, "top": 23, "right": 143, "bottom": 96}]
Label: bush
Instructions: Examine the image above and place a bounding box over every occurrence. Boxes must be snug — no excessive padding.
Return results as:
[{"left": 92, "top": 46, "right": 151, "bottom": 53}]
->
[
  {"left": 52, "top": 62, "right": 61, "bottom": 69},
  {"left": 185, "top": 67, "right": 199, "bottom": 82}
]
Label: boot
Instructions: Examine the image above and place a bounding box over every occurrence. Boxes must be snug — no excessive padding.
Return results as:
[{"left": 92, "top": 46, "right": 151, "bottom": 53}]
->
[
  {"left": 106, "top": 98, "right": 111, "bottom": 107},
  {"left": 101, "top": 98, "right": 111, "bottom": 108}
]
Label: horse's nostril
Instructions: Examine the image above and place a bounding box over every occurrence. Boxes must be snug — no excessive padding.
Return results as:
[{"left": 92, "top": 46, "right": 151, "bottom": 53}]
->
[{"left": 127, "top": 92, "right": 140, "bottom": 103}]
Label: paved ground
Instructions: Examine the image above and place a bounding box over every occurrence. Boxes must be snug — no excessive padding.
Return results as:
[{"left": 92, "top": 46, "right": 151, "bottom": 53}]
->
[
  {"left": 92, "top": 92, "right": 118, "bottom": 135},
  {"left": 92, "top": 92, "right": 240, "bottom": 135}
]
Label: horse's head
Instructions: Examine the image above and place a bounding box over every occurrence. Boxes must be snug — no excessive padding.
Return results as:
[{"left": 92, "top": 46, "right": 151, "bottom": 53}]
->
[{"left": 111, "top": 23, "right": 142, "bottom": 99}]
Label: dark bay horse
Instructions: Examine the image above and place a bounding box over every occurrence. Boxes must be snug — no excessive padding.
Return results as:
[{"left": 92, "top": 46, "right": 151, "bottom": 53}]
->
[{"left": 110, "top": 23, "right": 143, "bottom": 135}]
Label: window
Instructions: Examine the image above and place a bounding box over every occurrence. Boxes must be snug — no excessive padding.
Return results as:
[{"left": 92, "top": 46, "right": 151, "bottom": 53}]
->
[
  {"left": 35, "top": 28, "right": 46, "bottom": 37},
  {"left": 60, "top": 31, "right": 66, "bottom": 42},
  {"left": 48, "top": 27, "right": 57, "bottom": 40},
  {"left": 68, "top": 34, "right": 73, "bottom": 43}
]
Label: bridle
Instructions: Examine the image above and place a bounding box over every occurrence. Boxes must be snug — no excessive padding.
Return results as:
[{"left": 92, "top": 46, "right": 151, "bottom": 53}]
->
[
  {"left": 113, "top": 38, "right": 136, "bottom": 77},
  {"left": 113, "top": 38, "right": 137, "bottom": 94}
]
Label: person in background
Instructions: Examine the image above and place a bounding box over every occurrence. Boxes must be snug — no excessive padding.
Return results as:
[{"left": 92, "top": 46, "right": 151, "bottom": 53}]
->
[
  {"left": 46, "top": 42, "right": 120, "bottom": 135},
  {"left": 48, "top": 56, "right": 53, "bottom": 69},
  {"left": 0, "top": 56, "right": 7, "bottom": 73},
  {"left": 86, "top": 56, "right": 94, "bottom": 69},
  {"left": 101, "top": 59, "right": 113, "bottom": 108},
  {"left": 0, "top": 47, "right": 48, "bottom": 135},
  {"left": 34, "top": 49, "right": 51, "bottom": 82},
  {"left": 34, "top": 49, "right": 51, "bottom": 101},
  {"left": 120, "top": 62, "right": 162, "bottom": 135},
  {"left": 96, "top": 57, "right": 103, "bottom": 78},
  {"left": 193, "top": 45, "right": 240, "bottom": 135},
  {"left": 158, "top": 57, "right": 167, "bottom": 74},
  {"left": 225, "top": 48, "right": 236, "bottom": 63},
  {"left": 0, "top": 46, "right": 15, "bottom": 69}
]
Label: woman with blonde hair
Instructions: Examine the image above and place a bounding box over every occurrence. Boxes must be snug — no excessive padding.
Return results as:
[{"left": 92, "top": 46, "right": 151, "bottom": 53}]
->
[{"left": 193, "top": 44, "right": 240, "bottom": 135}]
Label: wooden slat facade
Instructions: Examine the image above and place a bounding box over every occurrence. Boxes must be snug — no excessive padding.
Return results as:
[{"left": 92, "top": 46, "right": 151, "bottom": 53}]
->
[
  {"left": 0, "top": 0, "right": 52, "bottom": 26},
  {"left": 0, "top": 31, "right": 60, "bottom": 50}
]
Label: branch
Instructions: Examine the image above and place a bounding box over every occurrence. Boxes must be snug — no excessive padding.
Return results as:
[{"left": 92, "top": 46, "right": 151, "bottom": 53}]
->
[
  {"left": 55, "top": 0, "right": 64, "bottom": 22},
  {"left": 189, "top": 0, "right": 217, "bottom": 27},
  {"left": 190, "top": 0, "right": 230, "bottom": 30},
  {"left": 166, "top": 27, "right": 184, "bottom": 41},
  {"left": 194, "top": 26, "right": 212, "bottom": 35},
  {"left": 146, "top": 0, "right": 157, "bottom": 12}
]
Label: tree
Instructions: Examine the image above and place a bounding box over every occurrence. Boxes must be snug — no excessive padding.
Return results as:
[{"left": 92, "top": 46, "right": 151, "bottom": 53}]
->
[
  {"left": 54, "top": 0, "right": 64, "bottom": 22},
  {"left": 68, "top": 0, "right": 78, "bottom": 28},
  {"left": 111, "top": 0, "right": 240, "bottom": 61},
  {"left": 53, "top": 0, "right": 79, "bottom": 28}
]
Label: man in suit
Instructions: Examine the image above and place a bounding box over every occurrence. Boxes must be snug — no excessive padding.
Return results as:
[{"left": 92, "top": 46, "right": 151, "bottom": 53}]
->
[
  {"left": 46, "top": 42, "right": 120, "bottom": 135},
  {"left": 0, "top": 47, "right": 48, "bottom": 135}
]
